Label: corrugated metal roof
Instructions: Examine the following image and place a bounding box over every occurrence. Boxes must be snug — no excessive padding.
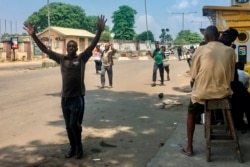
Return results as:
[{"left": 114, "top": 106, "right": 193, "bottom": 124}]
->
[{"left": 39, "top": 26, "right": 95, "bottom": 37}]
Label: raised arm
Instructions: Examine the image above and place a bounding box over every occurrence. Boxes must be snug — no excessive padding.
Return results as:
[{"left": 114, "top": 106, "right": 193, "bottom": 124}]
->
[
  {"left": 146, "top": 45, "right": 153, "bottom": 58},
  {"left": 147, "top": 50, "right": 154, "bottom": 58},
  {"left": 23, "top": 22, "right": 61, "bottom": 62},
  {"left": 23, "top": 22, "right": 52, "bottom": 54},
  {"left": 79, "top": 15, "right": 107, "bottom": 59},
  {"left": 110, "top": 43, "right": 116, "bottom": 54}
]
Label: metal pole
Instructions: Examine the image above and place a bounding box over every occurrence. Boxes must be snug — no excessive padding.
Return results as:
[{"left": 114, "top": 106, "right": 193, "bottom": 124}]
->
[
  {"left": 47, "top": 0, "right": 51, "bottom": 48},
  {"left": 172, "top": 12, "right": 196, "bottom": 30},
  {"left": 10, "top": 21, "right": 12, "bottom": 34},
  {"left": 144, "top": 0, "right": 149, "bottom": 41},
  {"left": 182, "top": 13, "right": 184, "bottom": 30},
  {"left": 191, "top": 21, "right": 208, "bottom": 29},
  {"left": 5, "top": 19, "right": 6, "bottom": 34},
  {"left": 16, "top": 21, "right": 17, "bottom": 34}
]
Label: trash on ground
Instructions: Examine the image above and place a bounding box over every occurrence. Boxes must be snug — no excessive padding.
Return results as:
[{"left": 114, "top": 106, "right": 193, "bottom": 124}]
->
[{"left": 100, "top": 140, "right": 117, "bottom": 147}]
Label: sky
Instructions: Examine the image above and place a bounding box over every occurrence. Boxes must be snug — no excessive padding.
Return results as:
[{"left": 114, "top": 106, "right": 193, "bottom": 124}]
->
[{"left": 0, "top": 0, "right": 232, "bottom": 40}]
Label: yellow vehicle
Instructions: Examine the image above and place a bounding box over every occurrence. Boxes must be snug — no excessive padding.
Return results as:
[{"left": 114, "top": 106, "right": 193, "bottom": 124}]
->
[{"left": 203, "top": 0, "right": 250, "bottom": 74}]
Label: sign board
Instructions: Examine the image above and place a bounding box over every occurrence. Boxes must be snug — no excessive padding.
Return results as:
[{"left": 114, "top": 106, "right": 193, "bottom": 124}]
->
[
  {"left": 238, "top": 45, "right": 247, "bottom": 63},
  {"left": 11, "top": 37, "right": 18, "bottom": 49}
]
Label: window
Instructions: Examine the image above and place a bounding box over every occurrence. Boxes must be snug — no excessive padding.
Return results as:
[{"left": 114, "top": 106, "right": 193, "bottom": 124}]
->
[{"left": 79, "top": 38, "right": 85, "bottom": 51}]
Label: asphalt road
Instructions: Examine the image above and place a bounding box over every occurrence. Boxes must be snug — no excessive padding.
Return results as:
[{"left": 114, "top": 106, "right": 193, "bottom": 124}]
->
[{"left": 0, "top": 56, "right": 192, "bottom": 167}]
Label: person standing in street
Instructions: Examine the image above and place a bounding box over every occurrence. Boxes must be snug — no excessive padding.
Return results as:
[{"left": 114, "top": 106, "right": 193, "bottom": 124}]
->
[
  {"left": 23, "top": 15, "right": 106, "bottom": 159},
  {"left": 181, "top": 25, "right": 235, "bottom": 156},
  {"left": 100, "top": 43, "right": 116, "bottom": 88},
  {"left": 148, "top": 41, "right": 165, "bottom": 86},
  {"left": 93, "top": 45, "right": 102, "bottom": 74},
  {"left": 186, "top": 46, "right": 195, "bottom": 68},
  {"left": 161, "top": 46, "right": 170, "bottom": 81},
  {"left": 177, "top": 46, "right": 182, "bottom": 61}
]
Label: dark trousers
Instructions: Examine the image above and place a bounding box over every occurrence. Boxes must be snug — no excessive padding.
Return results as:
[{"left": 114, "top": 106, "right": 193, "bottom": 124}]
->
[
  {"left": 153, "top": 63, "right": 164, "bottom": 83},
  {"left": 101, "top": 65, "right": 113, "bottom": 86},
  {"left": 94, "top": 60, "right": 102, "bottom": 73},
  {"left": 178, "top": 53, "right": 182, "bottom": 60},
  {"left": 164, "top": 65, "right": 170, "bottom": 75},
  {"left": 61, "top": 95, "right": 85, "bottom": 149},
  {"left": 231, "top": 81, "right": 250, "bottom": 130},
  {"left": 232, "top": 95, "right": 250, "bottom": 130},
  {"left": 187, "top": 58, "right": 192, "bottom": 68}
]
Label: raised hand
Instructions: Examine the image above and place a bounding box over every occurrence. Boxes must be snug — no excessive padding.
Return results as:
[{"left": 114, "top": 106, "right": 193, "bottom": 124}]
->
[
  {"left": 97, "top": 15, "right": 107, "bottom": 32},
  {"left": 23, "top": 22, "right": 35, "bottom": 35}
]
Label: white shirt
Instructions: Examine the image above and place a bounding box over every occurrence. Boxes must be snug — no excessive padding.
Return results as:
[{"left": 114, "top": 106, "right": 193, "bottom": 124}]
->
[{"left": 237, "top": 69, "right": 249, "bottom": 88}]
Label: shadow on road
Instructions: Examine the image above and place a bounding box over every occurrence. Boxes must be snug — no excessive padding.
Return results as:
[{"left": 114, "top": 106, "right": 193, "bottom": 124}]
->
[{"left": 0, "top": 87, "right": 190, "bottom": 167}]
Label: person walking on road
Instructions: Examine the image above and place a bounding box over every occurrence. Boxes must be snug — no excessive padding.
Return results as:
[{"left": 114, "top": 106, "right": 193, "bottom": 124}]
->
[
  {"left": 100, "top": 43, "right": 116, "bottom": 88},
  {"left": 93, "top": 45, "right": 102, "bottom": 74},
  {"left": 148, "top": 41, "right": 165, "bottom": 86},
  {"left": 181, "top": 25, "right": 235, "bottom": 156},
  {"left": 23, "top": 15, "right": 106, "bottom": 159},
  {"left": 177, "top": 46, "right": 182, "bottom": 61}
]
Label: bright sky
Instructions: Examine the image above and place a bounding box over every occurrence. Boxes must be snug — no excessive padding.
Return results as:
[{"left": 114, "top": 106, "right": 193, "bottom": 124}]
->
[{"left": 0, "top": 0, "right": 231, "bottom": 40}]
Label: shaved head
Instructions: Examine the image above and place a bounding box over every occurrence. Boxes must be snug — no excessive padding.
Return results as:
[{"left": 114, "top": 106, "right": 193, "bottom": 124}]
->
[{"left": 204, "top": 25, "right": 219, "bottom": 42}]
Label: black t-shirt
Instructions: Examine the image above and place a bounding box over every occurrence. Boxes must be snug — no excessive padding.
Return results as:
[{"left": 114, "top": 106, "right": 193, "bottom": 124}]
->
[
  {"left": 49, "top": 51, "right": 91, "bottom": 97},
  {"left": 60, "top": 56, "right": 85, "bottom": 97}
]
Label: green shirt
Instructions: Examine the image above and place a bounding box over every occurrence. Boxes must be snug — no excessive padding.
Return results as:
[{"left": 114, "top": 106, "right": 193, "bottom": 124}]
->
[{"left": 153, "top": 49, "right": 164, "bottom": 64}]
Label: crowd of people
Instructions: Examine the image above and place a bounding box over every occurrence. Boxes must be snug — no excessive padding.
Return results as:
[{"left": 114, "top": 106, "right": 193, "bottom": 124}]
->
[
  {"left": 92, "top": 42, "right": 117, "bottom": 88},
  {"left": 24, "top": 13, "right": 250, "bottom": 159}
]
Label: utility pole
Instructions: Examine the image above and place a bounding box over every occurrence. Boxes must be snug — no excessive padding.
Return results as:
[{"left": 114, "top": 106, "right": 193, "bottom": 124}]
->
[
  {"left": 171, "top": 12, "right": 196, "bottom": 30},
  {"left": 0, "top": 19, "right": 1, "bottom": 37},
  {"left": 47, "top": 0, "right": 51, "bottom": 49},
  {"left": 15, "top": 21, "right": 17, "bottom": 34},
  {"left": 191, "top": 21, "right": 208, "bottom": 28},
  {"left": 144, "top": 0, "right": 149, "bottom": 41},
  {"left": 5, "top": 19, "right": 6, "bottom": 34},
  {"left": 10, "top": 21, "right": 12, "bottom": 34}
]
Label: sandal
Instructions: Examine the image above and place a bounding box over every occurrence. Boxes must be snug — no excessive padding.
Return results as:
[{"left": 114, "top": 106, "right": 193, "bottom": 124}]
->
[{"left": 180, "top": 148, "right": 193, "bottom": 156}]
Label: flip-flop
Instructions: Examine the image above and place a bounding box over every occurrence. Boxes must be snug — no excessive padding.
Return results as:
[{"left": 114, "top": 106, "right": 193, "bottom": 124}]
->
[{"left": 179, "top": 148, "right": 193, "bottom": 156}]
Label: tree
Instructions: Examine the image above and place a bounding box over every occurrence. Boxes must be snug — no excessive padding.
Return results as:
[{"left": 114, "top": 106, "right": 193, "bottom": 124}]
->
[
  {"left": 174, "top": 30, "right": 202, "bottom": 45},
  {"left": 84, "top": 16, "right": 98, "bottom": 33},
  {"left": 100, "top": 26, "right": 112, "bottom": 42},
  {"left": 26, "top": 2, "right": 90, "bottom": 33},
  {"left": 111, "top": 5, "right": 137, "bottom": 40},
  {"left": 159, "top": 28, "right": 173, "bottom": 44},
  {"left": 188, "top": 32, "right": 203, "bottom": 44},
  {"left": 136, "top": 31, "right": 154, "bottom": 42}
]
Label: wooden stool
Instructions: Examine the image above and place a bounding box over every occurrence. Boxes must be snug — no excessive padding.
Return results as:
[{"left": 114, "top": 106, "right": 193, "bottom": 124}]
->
[{"left": 204, "top": 98, "right": 243, "bottom": 162}]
